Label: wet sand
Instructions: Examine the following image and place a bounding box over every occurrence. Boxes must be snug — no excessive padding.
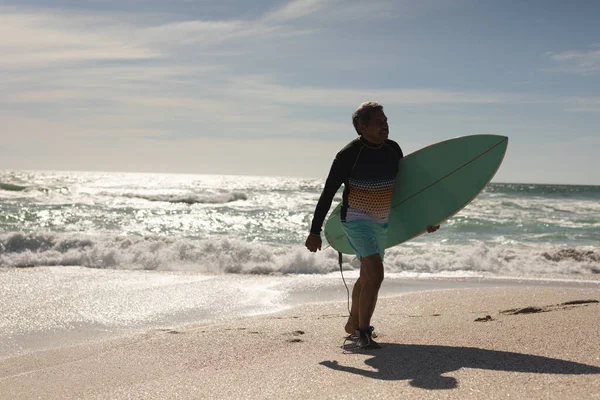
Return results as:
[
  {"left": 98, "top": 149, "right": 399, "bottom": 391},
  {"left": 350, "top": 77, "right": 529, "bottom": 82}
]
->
[{"left": 1, "top": 286, "right": 599, "bottom": 399}]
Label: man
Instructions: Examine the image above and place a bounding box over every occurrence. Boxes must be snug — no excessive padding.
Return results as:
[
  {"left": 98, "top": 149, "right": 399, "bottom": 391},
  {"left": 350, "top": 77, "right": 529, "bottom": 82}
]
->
[{"left": 305, "top": 101, "right": 439, "bottom": 349}]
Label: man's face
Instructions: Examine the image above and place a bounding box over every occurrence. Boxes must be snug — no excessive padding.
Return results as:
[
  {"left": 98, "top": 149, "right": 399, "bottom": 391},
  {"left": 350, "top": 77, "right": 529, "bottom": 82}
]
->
[{"left": 360, "top": 109, "right": 389, "bottom": 144}]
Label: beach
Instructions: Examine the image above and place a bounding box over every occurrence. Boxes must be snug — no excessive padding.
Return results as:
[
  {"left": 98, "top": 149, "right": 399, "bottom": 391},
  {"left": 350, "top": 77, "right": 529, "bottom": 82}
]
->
[
  {"left": 3, "top": 0, "right": 600, "bottom": 397},
  {"left": 1, "top": 285, "right": 599, "bottom": 399},
  {"left": 1, "top": 171, "right": 599, "bottom": 398}
]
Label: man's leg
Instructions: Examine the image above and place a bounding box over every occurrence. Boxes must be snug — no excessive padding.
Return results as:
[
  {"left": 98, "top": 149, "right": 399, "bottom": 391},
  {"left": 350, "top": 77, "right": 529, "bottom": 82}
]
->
[
  {"left": 358, "top": 253, "right": 384, "bottom": 330},
  {"left": 345, "top": 277, "right": 362, "bottom": 334}
]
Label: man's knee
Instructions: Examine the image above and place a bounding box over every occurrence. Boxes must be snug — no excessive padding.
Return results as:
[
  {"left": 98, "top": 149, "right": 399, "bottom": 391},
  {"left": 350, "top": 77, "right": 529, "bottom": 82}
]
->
[{"left": 360, "top": 254, "right": 384, "bottom": 286}]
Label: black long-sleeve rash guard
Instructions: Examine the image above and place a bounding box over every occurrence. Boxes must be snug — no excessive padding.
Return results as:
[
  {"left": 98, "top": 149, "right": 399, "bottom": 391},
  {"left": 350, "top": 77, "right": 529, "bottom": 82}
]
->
[{"left": 310, "top": 137, "right": 403, "bottom": 236}]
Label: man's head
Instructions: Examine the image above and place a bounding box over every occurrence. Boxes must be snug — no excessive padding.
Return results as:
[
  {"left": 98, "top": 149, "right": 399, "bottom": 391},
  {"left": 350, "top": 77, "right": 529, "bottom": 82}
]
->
[{"left": 352, "top": 101, "right": 389, "bottom": 144}]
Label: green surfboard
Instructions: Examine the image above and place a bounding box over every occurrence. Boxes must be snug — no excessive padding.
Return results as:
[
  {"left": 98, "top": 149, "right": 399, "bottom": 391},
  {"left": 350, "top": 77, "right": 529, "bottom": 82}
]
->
[{"left": 323, "top": 134, "right": 508, "bottom": 254}]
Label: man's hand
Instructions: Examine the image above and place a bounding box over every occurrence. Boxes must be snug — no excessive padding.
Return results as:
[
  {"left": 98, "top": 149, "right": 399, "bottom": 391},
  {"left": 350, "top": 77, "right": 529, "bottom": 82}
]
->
[
  {"left": 427, "top": 224, "right": 440, "bottom": 233},
  {"left": 305, "top": 234, "right": 322, "bottom": 252}
]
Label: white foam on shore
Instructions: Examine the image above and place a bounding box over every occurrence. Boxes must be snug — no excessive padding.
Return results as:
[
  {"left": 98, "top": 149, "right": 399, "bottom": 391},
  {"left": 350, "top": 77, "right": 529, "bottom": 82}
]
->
[
  {"left": 1, "top": 265, "right": 598, "bottom": 359},
  {"left": 0, "top": 267, "right": 295, "bottom": 358},
  {"left": 1, "top": 232, "right": 598, "bottom": 276}
]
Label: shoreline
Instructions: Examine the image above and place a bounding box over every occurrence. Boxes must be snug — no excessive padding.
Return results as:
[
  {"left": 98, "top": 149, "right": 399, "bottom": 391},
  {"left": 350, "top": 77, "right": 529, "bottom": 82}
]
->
[
  {"left": 1, "top": 269, "right": 599, "bottom": 360},
  {"left": 1, "top": 286, "right": 599, "bottom": 399}
]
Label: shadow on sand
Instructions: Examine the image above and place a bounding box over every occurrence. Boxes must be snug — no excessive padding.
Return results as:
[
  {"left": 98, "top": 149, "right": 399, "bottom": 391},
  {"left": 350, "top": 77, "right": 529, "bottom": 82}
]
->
[{"left": 320, "top": 344, "right": 600, "bottom": 390}]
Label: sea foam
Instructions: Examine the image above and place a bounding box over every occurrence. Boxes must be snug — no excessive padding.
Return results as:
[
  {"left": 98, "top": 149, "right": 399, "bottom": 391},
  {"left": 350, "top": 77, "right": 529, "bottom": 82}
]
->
[{"left": 1, "top": 232, "right": 597, "bottom": 276}]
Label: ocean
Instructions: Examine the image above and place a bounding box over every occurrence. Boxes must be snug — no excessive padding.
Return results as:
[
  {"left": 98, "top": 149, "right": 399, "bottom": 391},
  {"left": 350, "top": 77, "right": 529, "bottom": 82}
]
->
[{"left": 1, "top": 170, "right": 599, "bottom": 356}]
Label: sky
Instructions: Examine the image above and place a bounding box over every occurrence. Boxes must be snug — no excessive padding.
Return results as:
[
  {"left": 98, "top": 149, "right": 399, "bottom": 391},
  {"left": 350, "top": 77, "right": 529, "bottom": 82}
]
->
[{"left": 0, "top": 0, "right": 599, "bottom": 185}]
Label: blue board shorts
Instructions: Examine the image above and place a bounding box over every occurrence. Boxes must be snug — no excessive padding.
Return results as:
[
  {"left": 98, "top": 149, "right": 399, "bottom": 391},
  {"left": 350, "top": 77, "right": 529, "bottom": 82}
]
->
[{"left": 341, "top": 220, "right": 389, "bottom": 260}]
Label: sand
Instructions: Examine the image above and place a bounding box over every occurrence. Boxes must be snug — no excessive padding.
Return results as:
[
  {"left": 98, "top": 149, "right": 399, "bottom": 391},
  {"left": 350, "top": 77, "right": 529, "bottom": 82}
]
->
[{"left": 1, "top": 286, "right": 599, "bottom": 399}]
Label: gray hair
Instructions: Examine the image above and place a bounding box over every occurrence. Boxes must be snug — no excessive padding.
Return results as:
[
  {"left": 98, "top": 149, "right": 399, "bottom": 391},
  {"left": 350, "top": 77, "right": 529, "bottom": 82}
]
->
[{"left": 352, "top": 101, "right": 383, "bottom": 135}]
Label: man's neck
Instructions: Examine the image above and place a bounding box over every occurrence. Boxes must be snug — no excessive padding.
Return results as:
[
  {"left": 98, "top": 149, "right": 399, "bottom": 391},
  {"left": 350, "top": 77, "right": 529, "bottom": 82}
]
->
[{"left": 360, "top": 136, "right": 384, "bottom": 147}]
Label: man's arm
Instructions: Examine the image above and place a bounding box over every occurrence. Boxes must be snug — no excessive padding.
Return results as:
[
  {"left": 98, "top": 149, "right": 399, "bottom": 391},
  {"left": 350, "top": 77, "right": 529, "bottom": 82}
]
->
[{"left": 309, "top": 151, "right": 353, "bottom": 236}]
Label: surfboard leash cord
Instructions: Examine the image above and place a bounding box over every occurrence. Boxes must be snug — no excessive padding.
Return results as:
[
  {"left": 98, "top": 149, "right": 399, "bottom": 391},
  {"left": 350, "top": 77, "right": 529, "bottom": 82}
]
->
[
  {"left": 338, "top": 251, "right": 355, "bottom": 353},
  {"left": 338, "top": 251, "right": 351, "bottom": 316}
]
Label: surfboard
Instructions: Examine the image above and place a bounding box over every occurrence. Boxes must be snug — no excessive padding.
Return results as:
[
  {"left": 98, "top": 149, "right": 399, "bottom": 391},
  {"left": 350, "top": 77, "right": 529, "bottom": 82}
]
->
[{"left": 323, "top": 134, "right": 508, "bottom": 254}]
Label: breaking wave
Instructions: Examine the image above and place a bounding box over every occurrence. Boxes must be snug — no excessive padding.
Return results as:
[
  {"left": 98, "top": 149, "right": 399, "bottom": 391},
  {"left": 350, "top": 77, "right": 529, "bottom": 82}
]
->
[
  {"left": 0, "top": 232, "right": 340, "bottom": 274},
  {"left": 0, "top": 183, "right": 28, "bottom": 192},
  {"left": 1, "top": 232, "right": 598, "bottom": 276},
  {"left": 121, "top": 192, "right": 248, "bottom": 205},
  {"left": 0, "top": 182, "right": 71, "bottom": 196}
]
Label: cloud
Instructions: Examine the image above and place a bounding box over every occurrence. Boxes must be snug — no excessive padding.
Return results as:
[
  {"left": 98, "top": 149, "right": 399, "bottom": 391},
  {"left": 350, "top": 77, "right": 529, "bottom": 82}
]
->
[
  {"left": 547, "top": 47, "right": 600, "bottom": 76},
  {"left": 1, "top": 2, "right": 598, "bottom": 157},
  {"left": 0, "top": 11, "right": 160, "bottom": 67},
  {"left": 1, "top": 2, "right": 544, "bottom": 144},
  {"left": 262, "top": 0, "right": 324, "bottom": 23},
  {"left": 1, "top": 117, "right": 170, "bottom": 142},
  {"left": 564, "top": 96, "right": 600, "bottom": 113},
  {"left": 140, "top": 19, "right": 282, "bottom": 48},
  {"left": 261, "top": 0, "right": 460, "bottom": 24},
  {"left": 0, "top": 2, "right": 323, "bottom": 70},
  {"left": 211, "top": 76, "right": 541, "bottom": 107}
]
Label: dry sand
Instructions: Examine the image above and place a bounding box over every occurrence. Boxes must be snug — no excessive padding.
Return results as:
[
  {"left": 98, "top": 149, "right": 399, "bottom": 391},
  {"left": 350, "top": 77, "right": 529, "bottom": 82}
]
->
[{"left": 1, "top": 286, "right": 599, "bottom": 399}]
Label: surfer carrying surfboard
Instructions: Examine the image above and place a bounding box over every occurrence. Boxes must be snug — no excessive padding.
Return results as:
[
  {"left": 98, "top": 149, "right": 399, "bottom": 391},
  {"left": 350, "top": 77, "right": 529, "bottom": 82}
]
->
[{"left": 305, "top": 101, "right": 439, "bottom": 349}]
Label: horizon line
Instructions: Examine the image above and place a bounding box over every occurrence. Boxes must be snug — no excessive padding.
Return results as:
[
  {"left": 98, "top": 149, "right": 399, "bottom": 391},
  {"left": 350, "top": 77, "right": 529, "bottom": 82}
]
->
[{"left": 1, "top": 168, "right": 599, "bottom": 187}]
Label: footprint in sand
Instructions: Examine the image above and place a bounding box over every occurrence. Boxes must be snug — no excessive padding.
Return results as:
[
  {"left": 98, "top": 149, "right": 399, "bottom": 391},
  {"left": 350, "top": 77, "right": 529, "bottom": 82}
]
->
[
  {"left": 500, "top": 299, "right": 598, "bottom": 316},
  {"left": 473, "top": 299, "right": 599, "bottom": 321},
  {"left": 156, "top": 329, "right": 184, "bottom": 334},
  {"left": 286, "top": 330, "right": 305, "bottom": 343},
  {"left": 474, "top": 315, "right": 495, "bottom": 322}
]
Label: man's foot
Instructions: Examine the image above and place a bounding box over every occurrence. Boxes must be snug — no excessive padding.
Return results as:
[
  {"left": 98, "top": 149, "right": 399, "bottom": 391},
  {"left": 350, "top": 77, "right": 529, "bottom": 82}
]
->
[
  {"left": 346, "top": 325, "right": 377, "bottom": 339},
  {"left": 344, "top": 318, "right": 358, "bottom": 335},
  {"left": 356, "top": 328, "right": 381, "bottom": 349}
]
